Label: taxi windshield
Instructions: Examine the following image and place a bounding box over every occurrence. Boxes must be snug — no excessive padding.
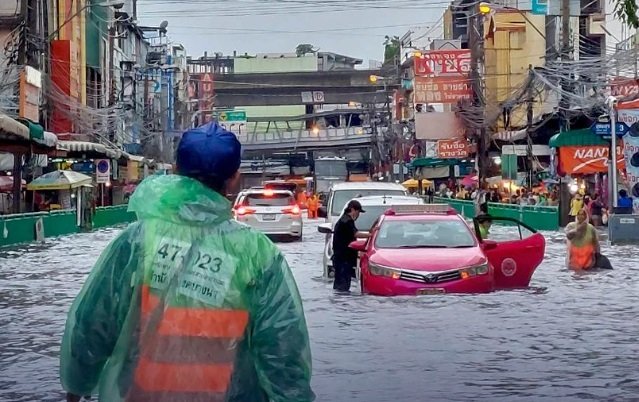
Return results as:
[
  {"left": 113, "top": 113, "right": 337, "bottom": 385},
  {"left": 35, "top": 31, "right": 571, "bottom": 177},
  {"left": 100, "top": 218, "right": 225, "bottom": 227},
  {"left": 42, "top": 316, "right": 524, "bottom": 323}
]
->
[{"left": 375, "top": 219, "right": 476, "bottom": 248}]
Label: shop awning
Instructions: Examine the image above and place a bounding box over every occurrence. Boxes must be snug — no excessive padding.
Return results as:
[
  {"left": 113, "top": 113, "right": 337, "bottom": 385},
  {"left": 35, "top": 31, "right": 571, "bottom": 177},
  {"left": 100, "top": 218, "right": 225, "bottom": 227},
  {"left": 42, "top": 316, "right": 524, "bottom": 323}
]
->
[
  {"left": 57, "top": 140, "right": 122, "bottom": 159},
  {"left": 123, "top": 152, "right": 149, "bottom": 164},
  {"left": 38, "top": 131, "right": 58, "bottom": 147},
  {"left": 548, "top": 128, "right": 608, "bottom": 148},
  {"left": 0, "top": 113, "right": 29, "bottom": 141},
  {"left": 411, "top": 158, "right": 463, "bottom": 168}
]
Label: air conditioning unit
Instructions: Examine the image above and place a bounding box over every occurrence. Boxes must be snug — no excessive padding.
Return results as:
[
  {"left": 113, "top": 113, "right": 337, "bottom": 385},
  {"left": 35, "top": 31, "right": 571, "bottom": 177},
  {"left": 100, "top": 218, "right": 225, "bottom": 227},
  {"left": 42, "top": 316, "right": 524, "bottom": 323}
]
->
[{"left": 588, "top": 14, "right": 605, "bottom": 36}]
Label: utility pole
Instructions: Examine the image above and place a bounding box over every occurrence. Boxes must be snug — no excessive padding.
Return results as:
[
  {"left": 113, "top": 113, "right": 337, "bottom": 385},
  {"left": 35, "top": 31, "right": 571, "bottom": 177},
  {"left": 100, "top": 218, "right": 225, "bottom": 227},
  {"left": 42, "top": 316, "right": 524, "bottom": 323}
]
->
[
  {"left": 469, "top": 4, "right": 488, "bottom": 189},
  {"left": 526, "top": 65, "right": 535, "bottom": 189},
  {"left": 559, "top": 0, "right": 571, "bottom": 132},
  {"left": 12, "top": 0, "right": 29, "bottom": 213}
]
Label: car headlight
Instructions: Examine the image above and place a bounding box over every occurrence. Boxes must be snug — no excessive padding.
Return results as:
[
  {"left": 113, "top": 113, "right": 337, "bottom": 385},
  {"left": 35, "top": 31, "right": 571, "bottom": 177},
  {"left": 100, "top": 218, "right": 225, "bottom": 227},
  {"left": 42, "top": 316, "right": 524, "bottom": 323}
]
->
[
  {"left": 460, "top": 262, "right": 489, "bottom": 279},
  {"left": 368, "top": 262, "right": 401, "bottom": 279}
]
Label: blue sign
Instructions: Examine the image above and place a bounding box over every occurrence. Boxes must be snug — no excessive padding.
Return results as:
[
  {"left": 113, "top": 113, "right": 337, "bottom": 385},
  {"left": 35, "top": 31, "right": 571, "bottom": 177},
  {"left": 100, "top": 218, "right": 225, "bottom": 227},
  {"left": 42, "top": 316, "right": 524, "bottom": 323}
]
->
[
  {"left": 590, "top": 121, "right": 629, "bottom": 136},
  {"left": 97, "top": 160, "right": 110, "bottom": 173},
  {"left": 531, "top": 0, "right": 548, "bottom": 15}
]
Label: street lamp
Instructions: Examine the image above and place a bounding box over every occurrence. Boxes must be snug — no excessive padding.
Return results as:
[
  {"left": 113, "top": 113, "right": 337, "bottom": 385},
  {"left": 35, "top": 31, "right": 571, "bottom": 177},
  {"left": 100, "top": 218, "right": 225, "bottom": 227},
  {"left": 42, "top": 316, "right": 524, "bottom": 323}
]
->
[
  {"left": 477, "top": 2, "right": 546, "bottom": 39},
  {"left": 479, "top": 2, "right": 492, "bottom": 14}
]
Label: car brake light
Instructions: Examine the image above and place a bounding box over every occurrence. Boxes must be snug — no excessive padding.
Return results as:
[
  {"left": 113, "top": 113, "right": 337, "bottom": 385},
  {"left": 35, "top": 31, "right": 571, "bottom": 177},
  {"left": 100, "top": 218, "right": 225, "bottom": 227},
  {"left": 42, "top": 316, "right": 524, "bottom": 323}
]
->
[
  {"left": 264, "top": 189, "right": 274, "bottom": 196},
  {"left": 282, "top": 205, "right": 301, "bottom": 215},
  {"left": 236, "top": 207, "right": 256, "bottom": 216}
]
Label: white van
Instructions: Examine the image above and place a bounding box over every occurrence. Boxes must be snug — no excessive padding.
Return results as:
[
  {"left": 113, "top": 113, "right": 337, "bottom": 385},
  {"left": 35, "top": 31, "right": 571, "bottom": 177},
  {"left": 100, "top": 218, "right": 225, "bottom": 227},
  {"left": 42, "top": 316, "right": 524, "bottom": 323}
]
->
[{"left": 317, "top": 182, "right": 411, "bottom": 277}]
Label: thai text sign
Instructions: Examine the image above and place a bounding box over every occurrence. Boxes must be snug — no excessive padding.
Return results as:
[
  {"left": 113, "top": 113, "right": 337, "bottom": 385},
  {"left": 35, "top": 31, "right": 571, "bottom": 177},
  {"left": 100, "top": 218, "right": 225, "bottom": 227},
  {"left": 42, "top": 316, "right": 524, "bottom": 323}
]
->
[
  {"left": 414, "top": 76, "right": 472, "bottom": 104},
  {"left": 414, "top": 50, "right": 471, "bottom": 77},
  {"left": 559, "top": 145, "right": 625, "bottom": 175},
  {"left": 437, "top": 139, "right": 469, "bottom": 158},
  {"left": 609, "top": 77, "right": 639, "bottom": 97}
]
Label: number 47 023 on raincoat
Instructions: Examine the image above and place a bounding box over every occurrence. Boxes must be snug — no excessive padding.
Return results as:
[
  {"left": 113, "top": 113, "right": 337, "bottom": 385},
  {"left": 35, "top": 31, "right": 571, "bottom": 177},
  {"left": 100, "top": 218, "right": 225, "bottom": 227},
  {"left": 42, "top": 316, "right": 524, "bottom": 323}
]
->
[{"left": 59, "top": 174, "right": 315, "bottom": 402}]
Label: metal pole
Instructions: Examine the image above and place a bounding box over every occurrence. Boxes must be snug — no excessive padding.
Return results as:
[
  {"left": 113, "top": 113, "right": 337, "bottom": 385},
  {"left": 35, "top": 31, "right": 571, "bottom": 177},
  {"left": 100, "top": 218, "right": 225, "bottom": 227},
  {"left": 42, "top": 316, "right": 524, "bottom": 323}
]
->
[
  {"left": 610, "top": 100, "right": 618, "bottom": 208},
  {"left": 469, "top": 5, "right": 487, "bottom": 189},
  {"left": 560, "top": 0, "right": 571, "bottom": 132},
  {"left": 526, "top": 65, "right": 534, "bottom": 189}
]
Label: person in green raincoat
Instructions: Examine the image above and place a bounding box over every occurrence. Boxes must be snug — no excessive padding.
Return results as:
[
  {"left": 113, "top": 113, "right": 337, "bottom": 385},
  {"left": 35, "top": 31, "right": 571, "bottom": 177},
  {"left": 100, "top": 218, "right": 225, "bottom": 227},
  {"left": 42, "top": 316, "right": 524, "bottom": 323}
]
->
[
  {"left": 60, "top": 122, "right": 315, "bottom": 402},
  {"left": 476, "top": 214, "right": 492, "bottom": 240}
]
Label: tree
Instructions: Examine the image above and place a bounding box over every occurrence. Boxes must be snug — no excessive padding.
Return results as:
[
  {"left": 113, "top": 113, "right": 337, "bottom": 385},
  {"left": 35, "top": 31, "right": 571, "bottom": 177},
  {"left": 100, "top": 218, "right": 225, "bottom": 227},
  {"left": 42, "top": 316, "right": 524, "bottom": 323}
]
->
[
  {"left": 614, "top": 0, "right": 639, "bottom": 29},
  {"left": 383, "top": 35, "right": 400, "bottom": 65},
  {"left": 295, "top": 44, "right": 318, "bottom": 56}
]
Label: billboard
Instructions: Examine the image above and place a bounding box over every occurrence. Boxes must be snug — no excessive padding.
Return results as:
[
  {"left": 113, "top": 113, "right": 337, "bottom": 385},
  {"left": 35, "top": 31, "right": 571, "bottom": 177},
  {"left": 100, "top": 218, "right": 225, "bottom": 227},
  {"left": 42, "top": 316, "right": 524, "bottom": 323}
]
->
[
  {"left": 414, "top": 50, "right": 471, "bottom": 77},
  {"left": 558, "top": 144, "right": 625, "bottom": 175},
  {"left": 187, "top": 72, "right": 215, "bottom": 126},
  {"left": 413, "top": 50, "right": 472, "bottom": 104},
  {"left": 414, "top": 76, "right": 472, "bottom": 104},
  {"left": 437, "top": 139, "right": 470, "bottom": 158},
  {"left": 414, "top": 112, "right": 465, "bottom": 140}
]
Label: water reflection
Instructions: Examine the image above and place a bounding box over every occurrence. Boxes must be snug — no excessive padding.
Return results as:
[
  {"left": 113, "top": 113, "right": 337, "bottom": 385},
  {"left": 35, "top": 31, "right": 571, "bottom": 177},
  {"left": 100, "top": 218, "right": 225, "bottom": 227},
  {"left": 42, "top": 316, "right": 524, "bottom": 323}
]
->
[{"left": 0, "top": 223, "right": 638, "bottom": 401}]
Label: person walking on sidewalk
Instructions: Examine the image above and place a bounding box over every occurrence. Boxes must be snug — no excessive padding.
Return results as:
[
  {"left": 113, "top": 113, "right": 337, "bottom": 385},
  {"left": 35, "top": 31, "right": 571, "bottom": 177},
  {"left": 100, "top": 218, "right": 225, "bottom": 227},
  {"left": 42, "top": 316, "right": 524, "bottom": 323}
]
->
[{"left": 60, "top": 122, "right": 315, "bottom": 402}]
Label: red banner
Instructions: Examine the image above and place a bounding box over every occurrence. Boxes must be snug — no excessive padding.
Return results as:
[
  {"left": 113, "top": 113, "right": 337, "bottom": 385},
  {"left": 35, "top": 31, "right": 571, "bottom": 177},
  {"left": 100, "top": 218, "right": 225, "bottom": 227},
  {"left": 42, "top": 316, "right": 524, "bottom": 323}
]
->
[
  {"left": 50, "top": 40, "right": 73, "bottom": 134},
  {"left": 437, "top": 139, "right": 470, "bottom": 158},
  {"left": 414, "top": 50, "right": 471, "bottom": 77},
  {"left": 609, "top": 77, "right": 639, "bottom": 97},
  {"left": 414, "top": 76, "right": 472, "bottom": 104}
]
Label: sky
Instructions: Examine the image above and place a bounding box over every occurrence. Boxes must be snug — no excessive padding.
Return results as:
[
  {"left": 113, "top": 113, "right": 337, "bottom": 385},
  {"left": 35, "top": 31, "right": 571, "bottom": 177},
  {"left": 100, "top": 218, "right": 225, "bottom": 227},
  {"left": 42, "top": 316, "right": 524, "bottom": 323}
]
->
[{"left": 136, "top": 0, "right": 448, "bottom": 63}]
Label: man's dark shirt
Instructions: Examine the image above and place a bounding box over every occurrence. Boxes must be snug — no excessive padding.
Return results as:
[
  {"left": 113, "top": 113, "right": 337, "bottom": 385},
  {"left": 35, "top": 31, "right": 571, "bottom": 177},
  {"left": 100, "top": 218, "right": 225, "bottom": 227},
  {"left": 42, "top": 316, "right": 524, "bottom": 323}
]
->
[{"left": 332, "top": 214, "right": 358, "bottom": 265}]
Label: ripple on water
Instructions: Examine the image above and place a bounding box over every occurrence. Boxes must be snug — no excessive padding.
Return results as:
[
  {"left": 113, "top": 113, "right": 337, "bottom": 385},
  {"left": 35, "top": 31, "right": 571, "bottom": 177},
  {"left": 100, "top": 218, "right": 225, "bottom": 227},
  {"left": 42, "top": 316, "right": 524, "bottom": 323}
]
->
[{"left": 0, "top": 223, "right": 638, "bottom": 401}]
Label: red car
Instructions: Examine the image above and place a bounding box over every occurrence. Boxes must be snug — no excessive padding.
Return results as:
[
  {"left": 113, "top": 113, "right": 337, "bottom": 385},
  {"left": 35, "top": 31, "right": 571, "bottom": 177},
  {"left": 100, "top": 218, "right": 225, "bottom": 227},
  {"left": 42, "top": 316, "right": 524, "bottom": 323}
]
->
[{"left": 349, "top": 204, "right": 546, "bottom": 296}]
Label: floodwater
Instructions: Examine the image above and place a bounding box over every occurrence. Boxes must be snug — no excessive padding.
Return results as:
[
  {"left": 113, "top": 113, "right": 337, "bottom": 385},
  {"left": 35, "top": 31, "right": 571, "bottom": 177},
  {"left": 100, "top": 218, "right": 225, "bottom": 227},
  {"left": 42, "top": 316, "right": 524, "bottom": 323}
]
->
[{"left": 0, "top": 219, "right": 638, "bottom": 401}]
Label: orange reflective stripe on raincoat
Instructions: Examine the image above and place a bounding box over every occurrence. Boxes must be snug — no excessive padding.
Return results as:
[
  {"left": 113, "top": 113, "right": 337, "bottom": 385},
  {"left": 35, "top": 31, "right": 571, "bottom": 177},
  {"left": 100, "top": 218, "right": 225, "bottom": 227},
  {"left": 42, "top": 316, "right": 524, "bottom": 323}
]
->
[{"left": 126, "top": 285, "right": 249, "bottom": 401}]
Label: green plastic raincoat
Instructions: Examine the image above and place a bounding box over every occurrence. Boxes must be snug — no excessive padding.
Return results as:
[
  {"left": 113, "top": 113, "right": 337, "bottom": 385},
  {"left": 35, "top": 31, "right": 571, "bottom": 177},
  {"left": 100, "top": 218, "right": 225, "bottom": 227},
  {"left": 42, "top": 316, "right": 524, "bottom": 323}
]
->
[{"left": 60, "top": 174, "right": 314, "bottom": 401}]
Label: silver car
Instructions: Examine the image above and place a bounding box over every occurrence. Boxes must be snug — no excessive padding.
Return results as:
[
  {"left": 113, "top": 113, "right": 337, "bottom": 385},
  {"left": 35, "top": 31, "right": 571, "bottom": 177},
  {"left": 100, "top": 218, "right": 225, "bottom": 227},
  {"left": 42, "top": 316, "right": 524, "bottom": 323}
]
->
[{"left": 233, "top": 189, "right": 303, "bottom": 241}]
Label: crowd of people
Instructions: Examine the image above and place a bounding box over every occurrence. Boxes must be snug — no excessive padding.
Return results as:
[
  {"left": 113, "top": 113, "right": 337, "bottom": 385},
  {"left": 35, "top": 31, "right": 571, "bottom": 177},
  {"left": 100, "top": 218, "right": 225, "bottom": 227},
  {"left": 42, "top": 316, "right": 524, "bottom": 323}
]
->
[{"left": 435, "top": 184, "right": 560, "bottom": 207}]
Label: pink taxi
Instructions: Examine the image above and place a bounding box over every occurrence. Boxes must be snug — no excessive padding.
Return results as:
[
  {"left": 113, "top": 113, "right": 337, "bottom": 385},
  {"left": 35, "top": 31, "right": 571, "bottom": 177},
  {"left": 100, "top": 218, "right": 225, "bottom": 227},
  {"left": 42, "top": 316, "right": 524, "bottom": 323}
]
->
[{"left": 349, "top": 204, "right": 545, "bottom": 296}]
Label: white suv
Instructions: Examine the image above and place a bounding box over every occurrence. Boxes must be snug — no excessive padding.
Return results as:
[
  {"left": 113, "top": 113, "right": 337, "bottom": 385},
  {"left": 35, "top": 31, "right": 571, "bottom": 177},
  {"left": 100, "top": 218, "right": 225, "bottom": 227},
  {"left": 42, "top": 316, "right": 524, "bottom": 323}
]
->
[
  {"left": 234, "top": 188, "right": 303, "bottom": 241},
  {"left": 318, "top": 190, "right": 421, "bottom": 278}
]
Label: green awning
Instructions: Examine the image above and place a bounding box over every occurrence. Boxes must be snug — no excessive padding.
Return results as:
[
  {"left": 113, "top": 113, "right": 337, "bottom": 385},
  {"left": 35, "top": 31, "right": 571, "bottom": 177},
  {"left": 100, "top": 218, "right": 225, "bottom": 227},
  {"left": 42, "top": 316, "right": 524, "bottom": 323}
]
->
[
  {"left": 411, "top": 158, "right": 475, "bottom": 168},
  {"left": 411, "top": 158, "right": 458, "bottom": 168},
  {"left": 17, "top": 118, "right": 44, "bottom": 141},
  {"left": 548, "top": 128, "right": 608, "bottom": 148}
]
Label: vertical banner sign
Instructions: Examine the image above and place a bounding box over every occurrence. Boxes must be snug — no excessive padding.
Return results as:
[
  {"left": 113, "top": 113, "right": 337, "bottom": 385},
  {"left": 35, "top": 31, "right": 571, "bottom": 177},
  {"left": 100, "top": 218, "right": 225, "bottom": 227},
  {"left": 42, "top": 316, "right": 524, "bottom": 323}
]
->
[
  {"left": 96, "top": 159, "right": 111, "bottom": 184},
  {"left": 617, "top": 109, "right": 639, "bottom": 213},
  {"left": 623, "top": 125, "right": 639, "bottom": 213}
]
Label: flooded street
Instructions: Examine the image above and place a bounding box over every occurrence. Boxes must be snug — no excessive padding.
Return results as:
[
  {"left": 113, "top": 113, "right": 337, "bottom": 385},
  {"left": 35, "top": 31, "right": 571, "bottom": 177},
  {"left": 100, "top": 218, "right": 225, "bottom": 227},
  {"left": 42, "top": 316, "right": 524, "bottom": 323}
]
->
[{"left": 1, "top": 219, "right": 638, "bottom": 401}]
